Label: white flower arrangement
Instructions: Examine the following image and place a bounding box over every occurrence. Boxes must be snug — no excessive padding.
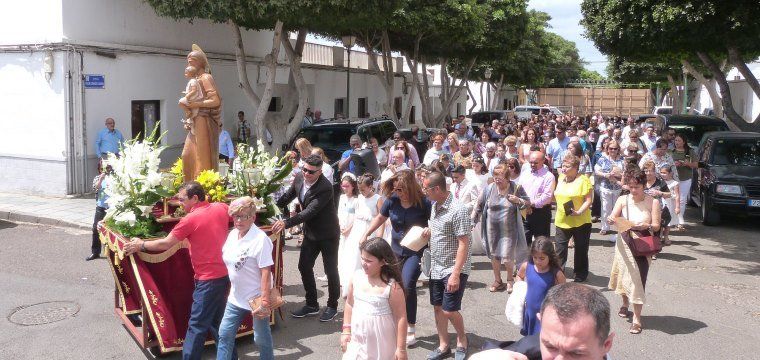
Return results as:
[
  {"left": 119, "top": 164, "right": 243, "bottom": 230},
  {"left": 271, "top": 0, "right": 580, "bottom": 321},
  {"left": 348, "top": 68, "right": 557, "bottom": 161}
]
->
[
  {"left": 230, "top": 140, "right": 292, "bottom": 223},
  {"left": 103, "top": 125, "right": 171, "bottom": 238}
]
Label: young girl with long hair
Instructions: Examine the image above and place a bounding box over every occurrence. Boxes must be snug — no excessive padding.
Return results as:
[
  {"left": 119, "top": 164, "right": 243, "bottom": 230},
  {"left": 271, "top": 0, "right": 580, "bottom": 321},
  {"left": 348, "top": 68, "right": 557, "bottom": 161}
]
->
[
  {"left": 338, "top": 174, "right": 361, "bottom": 297},
  {"left": 516, "top": 236, "right": 566, "bottom": 336},
  {"left": 341, "top": 238, "right": 408, "bottom": 360}
]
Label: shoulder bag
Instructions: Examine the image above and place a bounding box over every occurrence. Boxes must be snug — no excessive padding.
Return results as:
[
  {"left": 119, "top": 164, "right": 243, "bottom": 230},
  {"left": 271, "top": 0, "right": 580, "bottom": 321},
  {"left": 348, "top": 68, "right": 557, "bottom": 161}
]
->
[{"left": 620, "top": 195, "right": 662, "bottom": 257}]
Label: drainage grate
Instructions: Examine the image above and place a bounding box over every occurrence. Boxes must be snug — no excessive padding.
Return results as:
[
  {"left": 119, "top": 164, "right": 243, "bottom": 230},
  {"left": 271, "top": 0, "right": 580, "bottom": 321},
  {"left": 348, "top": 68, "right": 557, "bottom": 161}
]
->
[{"left": 7, "top": 301, "right": 80, "bottom": 326}]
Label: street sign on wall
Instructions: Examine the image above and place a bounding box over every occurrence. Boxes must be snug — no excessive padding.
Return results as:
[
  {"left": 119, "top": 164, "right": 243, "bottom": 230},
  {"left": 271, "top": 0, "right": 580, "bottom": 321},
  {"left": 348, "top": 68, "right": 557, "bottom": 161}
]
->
[{"left": 84, "top": 74, "right": 105, "bottom": 89}]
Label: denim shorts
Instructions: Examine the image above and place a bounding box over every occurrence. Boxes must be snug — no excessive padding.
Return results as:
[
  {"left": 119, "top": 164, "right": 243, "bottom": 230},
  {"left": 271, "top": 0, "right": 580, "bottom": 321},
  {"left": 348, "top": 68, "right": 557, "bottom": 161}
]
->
[{"left": 429, "top": 273, "right": 468, "bottom": 312}]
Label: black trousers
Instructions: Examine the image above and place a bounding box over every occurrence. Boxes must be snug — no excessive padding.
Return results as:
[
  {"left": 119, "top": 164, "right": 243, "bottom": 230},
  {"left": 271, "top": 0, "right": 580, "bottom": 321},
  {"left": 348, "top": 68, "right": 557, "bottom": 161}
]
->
[
  {"left": 298, "top": 237, "right": 340, "bottom": 309},
  {"left": 554, "top": 223, "right": 592, "bottom": 279},
  {"left": 523, "top": 205, "right": 552, "bottom": 246},
  {"left": 591, "top": 186, "right": 602, "bottom": 218},
  {"left": 91, "top": 206, "right": 106, "bottom": 255}
]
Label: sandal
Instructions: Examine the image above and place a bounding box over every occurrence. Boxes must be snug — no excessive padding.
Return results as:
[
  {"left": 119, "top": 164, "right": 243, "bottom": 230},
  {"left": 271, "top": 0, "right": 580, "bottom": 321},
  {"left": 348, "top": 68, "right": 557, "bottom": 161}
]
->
[
  {"left": 568, "top": 240, "right": 575, "bottom": 249},
  {"left": 617, "top": 306, "right": 629, "bottom": 318},
  {"left": 489, "top": 280, "right": 506, "bottom": 292},
  {"left": 674, "top": 225, "right": 685, "bottom": 232},
  {"left": 629, "top": 323, "right": 642, "bottom": 334},
  {"left": 506, "top": 280, "right": 514, "bottom": 294},
  {"left": 664, "top": 236, "right": 672, "bottom": 246}
]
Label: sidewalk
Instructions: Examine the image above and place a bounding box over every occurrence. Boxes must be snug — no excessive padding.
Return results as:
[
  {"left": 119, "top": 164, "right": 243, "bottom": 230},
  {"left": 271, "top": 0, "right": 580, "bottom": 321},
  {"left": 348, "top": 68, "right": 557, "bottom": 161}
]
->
[{"left": 0, "top": 193, "right": 95, "bottom": 230}]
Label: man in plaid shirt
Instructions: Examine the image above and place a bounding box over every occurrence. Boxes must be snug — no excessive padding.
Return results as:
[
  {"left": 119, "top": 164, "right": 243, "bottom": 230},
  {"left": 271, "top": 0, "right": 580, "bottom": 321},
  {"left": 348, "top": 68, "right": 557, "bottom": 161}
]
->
[{"left": 422, "top": 172, "right": 472, "bottom": 360}]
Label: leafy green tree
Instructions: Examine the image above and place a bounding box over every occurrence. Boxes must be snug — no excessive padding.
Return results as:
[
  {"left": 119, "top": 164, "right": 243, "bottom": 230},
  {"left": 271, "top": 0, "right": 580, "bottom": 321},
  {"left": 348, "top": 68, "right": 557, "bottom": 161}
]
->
[{"left": 581, "top": 0, "right": 760, "bottom": 130}]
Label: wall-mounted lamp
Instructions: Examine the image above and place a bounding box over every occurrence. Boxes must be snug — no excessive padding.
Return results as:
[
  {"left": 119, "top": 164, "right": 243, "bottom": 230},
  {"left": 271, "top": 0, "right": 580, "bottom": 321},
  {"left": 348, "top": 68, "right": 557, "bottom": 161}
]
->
[{"left": 43, "top": 50, "right": 54, "bottom": 81}]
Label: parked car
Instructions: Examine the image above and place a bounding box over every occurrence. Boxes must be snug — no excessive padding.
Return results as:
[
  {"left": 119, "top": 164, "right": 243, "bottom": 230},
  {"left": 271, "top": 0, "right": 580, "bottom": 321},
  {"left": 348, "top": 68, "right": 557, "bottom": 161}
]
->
[
  {"left": 690, "top": 131, "right": 760, "bottom": 225},
  {"left": 287, "top": 116, "right": 397, "bottom": 164},
  {"left": 470, "top": 110, "right": 513, "bottom": 126},
  {"left": 652, "top": 106, "right": 701, "bottom": 115},
  {"left": 644, "top": 115, "right": 729, "bottom": 148}
]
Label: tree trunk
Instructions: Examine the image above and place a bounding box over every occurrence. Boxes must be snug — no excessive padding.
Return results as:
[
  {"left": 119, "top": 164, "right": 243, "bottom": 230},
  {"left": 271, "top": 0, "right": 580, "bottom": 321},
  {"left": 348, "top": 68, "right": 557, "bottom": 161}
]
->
[
  {"left": 491, "top": 75, "right": 504, "bottom": 110},
  {"left": 697, "top": 51, "right": 754, "bottom": 131},
  {"left": 279, "top": 29, "right": 308, "bottom": 150},
  {"left": 231, "top": 23, "right": 261, "bottom": 108},
  {"left": 254, "top": 21, "right": 284, "bottom": 149},
  {"left": 434, "top": 58, "right": 475, "bottom": 126},
  {"left": 666, "top": 75, "right": 681, "bottom": 114},
  {"left": 364, "top": 31, "right": 398, "bottom": 123},
  {"left": 467, "top": 83, "right": 477, "bottom": 115},
  {"left": 479, "top": 81, "right": 485, "bottom": 112},
  {"left": 682, "top": 59, "right": 723, "bottom": 118},
  {"left": 417, "top": 61, "right": 434, "bottom": 127},
  {"left": 728, "top": 46, "right": 760, "bottom": 123}
]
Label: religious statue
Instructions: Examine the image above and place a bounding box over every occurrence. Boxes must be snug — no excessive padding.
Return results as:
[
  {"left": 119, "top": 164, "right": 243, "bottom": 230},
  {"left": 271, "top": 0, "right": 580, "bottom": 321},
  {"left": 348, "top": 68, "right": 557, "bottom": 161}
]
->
[{"left": 180, "top": 44, "right": 223, "bottom": 182}]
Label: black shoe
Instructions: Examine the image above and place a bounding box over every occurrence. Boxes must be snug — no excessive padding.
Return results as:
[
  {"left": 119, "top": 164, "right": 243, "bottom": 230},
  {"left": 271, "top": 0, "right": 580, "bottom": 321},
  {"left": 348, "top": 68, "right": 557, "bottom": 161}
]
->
[
  {"left": 574, "top": 276, "right": 587, "bottom": 283},
  {"left": 291, "top": 305, "right": 320, "bottom": 318},
  {"left": 86, "top": 254, "right": 100, "bottom": 261},
  {"left": 319, "top": 307, "right": 338, "bottom": 322}
]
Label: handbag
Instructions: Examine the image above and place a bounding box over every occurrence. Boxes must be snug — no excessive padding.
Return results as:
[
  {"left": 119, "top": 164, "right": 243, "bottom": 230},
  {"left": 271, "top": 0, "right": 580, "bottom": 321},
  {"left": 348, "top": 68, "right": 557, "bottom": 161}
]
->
[
  {"left": 621, "top": 196, "right": 662, "bottom": 257},
  {"left": 660, "top": 205, "right": 672, "bottom": 228},
  {"left": 248, "top": 286, "right": 285, "bottom": 313},
  {"left": 504, "top": 281, "right": 528, "bottom": 327}
]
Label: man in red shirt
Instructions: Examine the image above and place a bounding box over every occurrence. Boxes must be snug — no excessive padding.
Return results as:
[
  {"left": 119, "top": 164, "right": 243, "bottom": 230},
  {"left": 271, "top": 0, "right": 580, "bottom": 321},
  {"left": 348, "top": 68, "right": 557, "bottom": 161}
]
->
[{"left": 125, "top": 182, "right": 232, "bottom": 360}]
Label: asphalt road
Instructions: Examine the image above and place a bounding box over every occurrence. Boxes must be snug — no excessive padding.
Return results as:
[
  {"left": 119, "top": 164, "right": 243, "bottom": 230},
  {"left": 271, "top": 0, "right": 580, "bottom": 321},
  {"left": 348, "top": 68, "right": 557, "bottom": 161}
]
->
[{"left": 0, "top": 207, "right": 758, "bottom": 359}]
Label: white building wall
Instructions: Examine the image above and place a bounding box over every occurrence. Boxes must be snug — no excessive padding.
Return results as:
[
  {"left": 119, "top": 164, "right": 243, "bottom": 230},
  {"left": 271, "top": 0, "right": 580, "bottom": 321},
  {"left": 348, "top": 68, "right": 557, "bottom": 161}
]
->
[
  {"left": 61, "top": 0, "right": 274, "bottom": 59},
  {"left": 0, "top": 51, "right": 68, "bottom": 194}
]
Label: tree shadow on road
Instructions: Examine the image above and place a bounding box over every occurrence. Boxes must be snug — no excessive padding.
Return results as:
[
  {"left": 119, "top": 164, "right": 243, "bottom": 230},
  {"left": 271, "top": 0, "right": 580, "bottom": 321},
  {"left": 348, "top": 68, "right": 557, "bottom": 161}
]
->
[
  {"left": 641, "top": 315, "right": 707, "bottom": 335},
  {"left": 677, "top": 210, "right": 760, "bottom": 275},
  {"left": 0, "top": 220, "right": 18, "bottom": 229},
  {"left": 655, "top": 252, "right": 696, "bottom": 262}
]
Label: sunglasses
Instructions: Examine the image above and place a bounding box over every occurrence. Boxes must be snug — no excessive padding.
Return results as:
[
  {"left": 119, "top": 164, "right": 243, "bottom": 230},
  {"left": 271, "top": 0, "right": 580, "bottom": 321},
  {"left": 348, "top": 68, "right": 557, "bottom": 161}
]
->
[
  {"left": 301, "top": 167, "right": 320, "bottom": 175},
  {"left": 608, "top": 147, "right": 619, "bottom": 150}
]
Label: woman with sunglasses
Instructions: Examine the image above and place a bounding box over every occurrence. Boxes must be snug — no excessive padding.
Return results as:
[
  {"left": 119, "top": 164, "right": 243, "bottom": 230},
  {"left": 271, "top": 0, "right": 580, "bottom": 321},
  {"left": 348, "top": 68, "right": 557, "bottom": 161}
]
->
[
  {"left": 505, "top": 158, "right": 521, "bottom": 182},
  {"left": 594, "top": 139, "right": 625, "bottom": 237},
  {"left": 361, "top": 170, "right": 431, "bottom": 347}
]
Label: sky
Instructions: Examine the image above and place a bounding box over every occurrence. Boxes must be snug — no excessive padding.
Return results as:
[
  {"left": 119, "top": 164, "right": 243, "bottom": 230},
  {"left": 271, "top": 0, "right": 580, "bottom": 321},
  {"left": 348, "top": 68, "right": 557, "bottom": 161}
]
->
[
  {"left": 306, "top": 0, "right": 609, "bottom": 77},
  {"left": 528, "top": 0, "right": 608, "bottom": 76}
]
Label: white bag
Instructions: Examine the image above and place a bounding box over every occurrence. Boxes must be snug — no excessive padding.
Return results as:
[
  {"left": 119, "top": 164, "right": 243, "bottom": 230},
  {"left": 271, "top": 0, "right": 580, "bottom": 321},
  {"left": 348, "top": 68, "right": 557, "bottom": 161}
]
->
[
  {"left": 504, "top": 281, "right": 527, "bottom": 327},
  {"left": 400, "top": 226, "right": 428, "bottom": 252}
]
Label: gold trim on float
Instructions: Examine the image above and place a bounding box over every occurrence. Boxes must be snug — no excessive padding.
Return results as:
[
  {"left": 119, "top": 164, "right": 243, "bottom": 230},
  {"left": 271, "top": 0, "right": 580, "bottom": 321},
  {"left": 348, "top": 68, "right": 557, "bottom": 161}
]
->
[
  {"left": 137, "top": 241, "right": 189, "bottom": 263},
  {"left": 128, "top": 254, "right": 176, "bottom": 353}
]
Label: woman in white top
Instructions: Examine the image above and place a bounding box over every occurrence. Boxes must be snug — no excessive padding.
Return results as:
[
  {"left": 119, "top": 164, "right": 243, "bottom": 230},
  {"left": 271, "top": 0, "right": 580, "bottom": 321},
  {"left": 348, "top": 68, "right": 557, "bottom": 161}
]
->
[
  {"left": 312, "top": 147, "right": 334, "bottom": 184},
  {"left": 338, "top": 174, "right": 361, "bottom": 297},
  {"left": 370, "top": 137, "right": 387, "bottom": 168},
  {"left": 217, "top": 197, "right": 275, "bottom": 360}
]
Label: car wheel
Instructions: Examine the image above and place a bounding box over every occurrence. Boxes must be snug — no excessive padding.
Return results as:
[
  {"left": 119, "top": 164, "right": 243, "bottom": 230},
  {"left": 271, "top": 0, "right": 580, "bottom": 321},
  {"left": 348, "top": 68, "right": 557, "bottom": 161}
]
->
[{"left": 700, "top": 192, "right": 720, "bottom": 226}]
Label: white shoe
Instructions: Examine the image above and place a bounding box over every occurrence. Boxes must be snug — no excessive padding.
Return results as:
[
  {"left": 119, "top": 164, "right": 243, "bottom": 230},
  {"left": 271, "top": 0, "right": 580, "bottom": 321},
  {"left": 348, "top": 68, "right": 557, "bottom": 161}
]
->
[
  {"left": 317, "top": 275, "right": 328, "bottom": 281},
  {"left": 406, "top": 332, "right": 417, "bottom": 347}
]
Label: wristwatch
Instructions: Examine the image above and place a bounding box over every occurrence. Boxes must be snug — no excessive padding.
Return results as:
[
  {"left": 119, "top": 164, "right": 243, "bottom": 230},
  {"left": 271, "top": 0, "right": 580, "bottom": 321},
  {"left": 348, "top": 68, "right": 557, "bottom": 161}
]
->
[{"left": 140, "top": 241, "right": 147, "bottom": 252}]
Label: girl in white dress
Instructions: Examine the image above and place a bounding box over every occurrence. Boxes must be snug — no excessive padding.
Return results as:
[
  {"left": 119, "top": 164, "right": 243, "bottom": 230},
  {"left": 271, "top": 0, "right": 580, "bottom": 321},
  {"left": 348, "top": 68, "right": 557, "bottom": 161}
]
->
[
  {"left": 338, "top": 174, "right": 360, "bottom": 297},
  {"left": 659, "top": 166, "right": 679, "bottom": 245},
  {"left": 356, "top": 174, "right": 384, "bottom": 240},
  {"left": 341, "top": 238, "right": 408, "bottom": 360}
]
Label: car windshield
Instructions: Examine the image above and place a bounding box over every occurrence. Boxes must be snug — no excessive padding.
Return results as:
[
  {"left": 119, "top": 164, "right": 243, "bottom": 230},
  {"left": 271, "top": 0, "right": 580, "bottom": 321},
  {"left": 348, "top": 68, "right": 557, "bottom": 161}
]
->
[
  {"left": 712, "top": 138, "right": 760, "bottom": 166},
  {"left": 669, "top": 124, "right": 728, "bottom": 147},
  {"left": 295, "top": 127, "right": 355, "bottom": 161},
  {"left": 471, "top": 113, "right": 492, "bottom": 124}
]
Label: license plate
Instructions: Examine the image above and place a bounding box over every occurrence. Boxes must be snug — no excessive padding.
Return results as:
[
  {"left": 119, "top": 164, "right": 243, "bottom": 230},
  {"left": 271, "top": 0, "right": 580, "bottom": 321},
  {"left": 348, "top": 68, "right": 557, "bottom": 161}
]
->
[{"left": 749, "top": 199, "right": 760, "bottom": 207}]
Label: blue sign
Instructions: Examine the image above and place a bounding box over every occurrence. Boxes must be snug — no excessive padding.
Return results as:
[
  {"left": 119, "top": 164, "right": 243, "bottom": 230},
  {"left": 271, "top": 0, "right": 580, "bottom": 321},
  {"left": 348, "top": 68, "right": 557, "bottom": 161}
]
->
[{"left": 84, "top": 74, "right": 105, "bottom": 89}]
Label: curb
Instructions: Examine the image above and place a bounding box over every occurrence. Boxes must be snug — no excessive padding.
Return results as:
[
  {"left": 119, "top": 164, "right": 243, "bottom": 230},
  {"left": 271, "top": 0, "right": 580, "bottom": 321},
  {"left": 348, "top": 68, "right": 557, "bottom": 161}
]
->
[{"left": 0, "top": 210, "right": 90, "bottom": 231}]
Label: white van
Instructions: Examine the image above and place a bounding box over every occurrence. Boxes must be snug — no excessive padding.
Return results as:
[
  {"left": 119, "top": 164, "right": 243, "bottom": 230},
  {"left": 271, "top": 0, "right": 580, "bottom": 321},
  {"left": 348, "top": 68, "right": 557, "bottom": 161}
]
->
[{"left": 514, "top": 105, "right": 563, "bottom": 119}]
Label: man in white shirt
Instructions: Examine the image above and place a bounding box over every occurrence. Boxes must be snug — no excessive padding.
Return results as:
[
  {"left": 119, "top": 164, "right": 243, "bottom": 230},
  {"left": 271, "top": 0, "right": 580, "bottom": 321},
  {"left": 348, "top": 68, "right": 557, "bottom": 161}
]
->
[
  {"left": 450, "top": 166, "right": 479, "bottom": 213},
  {"left": 621, "top": 117, "right": 637, "bottom": 139},
  {"left": 423, "top": 133, "right": 449, "bottom": 165}
]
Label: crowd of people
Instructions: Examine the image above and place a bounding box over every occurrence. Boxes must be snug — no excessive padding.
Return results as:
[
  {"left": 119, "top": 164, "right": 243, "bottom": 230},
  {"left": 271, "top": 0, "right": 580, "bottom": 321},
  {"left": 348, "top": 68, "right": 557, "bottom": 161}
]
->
[{"left": 115, "top": 110, "right": 693, "bottom": 359}]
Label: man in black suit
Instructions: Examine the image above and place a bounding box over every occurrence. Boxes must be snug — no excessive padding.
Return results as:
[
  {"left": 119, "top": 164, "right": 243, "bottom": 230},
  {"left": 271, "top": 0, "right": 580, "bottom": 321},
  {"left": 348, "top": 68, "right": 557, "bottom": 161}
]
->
[{"left": 273, "top": 154, "right": 341, "bottom": 322}]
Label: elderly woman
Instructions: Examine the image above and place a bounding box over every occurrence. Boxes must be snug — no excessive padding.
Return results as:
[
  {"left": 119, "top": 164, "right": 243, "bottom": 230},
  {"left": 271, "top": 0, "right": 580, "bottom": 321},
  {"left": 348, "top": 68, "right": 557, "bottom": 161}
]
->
[
  {"left": 607, "top": 167, "right": 662, "bottom": 334},
  {"left": 380, "top": 149, "right": 410, "bottom": 185},
  {"left": 217, "top": 197, "right": 275, "bottom": 360},
  {"left": 473, "top": 163, "right": 530, "bottom": 293},
  {"left": 504, "top": 136, "right": 520, "bottom": 160},
  {"left": 553, "top": 154, "right": 593, "bottom": 282},
  {"left": 594, "top": 139, "right": 625, "bottom": 236}
]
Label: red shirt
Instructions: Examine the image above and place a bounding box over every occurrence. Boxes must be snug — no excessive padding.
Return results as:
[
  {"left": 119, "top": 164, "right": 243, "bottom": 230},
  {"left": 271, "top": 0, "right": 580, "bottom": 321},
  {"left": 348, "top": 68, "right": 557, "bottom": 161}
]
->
[{"left": 170, "top": 201, "right": 230, "bottom": 280}]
